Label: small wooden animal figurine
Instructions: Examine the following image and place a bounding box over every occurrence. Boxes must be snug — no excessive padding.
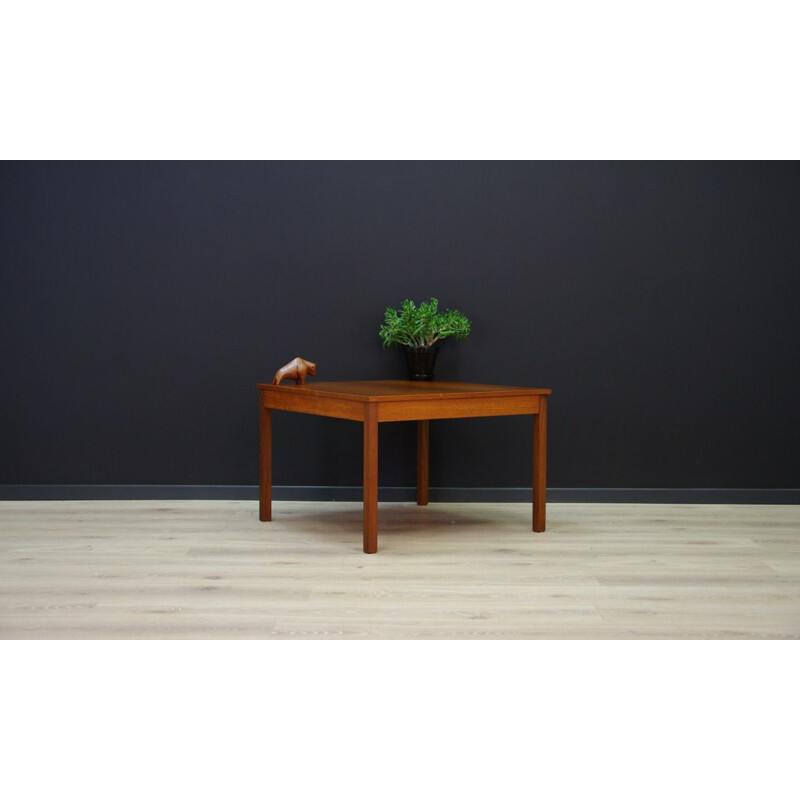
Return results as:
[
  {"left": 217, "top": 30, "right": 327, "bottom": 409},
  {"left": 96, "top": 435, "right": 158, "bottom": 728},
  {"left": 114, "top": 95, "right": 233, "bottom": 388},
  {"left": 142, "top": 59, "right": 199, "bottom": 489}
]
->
[{"left": 272, "top": 357, "right": 317, "bottom": 385}]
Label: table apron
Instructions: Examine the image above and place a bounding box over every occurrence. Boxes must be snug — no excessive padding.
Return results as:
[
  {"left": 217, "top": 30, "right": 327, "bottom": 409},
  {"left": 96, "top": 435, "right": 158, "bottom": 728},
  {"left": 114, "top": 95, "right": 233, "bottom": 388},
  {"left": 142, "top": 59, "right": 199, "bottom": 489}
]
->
[
  {"left": 261, "top": 391, "right": 365, "bottom": 421},
  {"left": 377, "top": 395, "right": 541, "bottom": 422},
  {"left": 261, "top": 390, "right": 542, "bottom": 423}
]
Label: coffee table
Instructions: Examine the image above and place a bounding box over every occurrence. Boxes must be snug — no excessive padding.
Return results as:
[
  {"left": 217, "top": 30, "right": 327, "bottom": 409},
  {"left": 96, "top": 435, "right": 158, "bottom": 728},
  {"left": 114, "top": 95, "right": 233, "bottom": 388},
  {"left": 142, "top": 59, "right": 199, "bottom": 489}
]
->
[{"left": 257, "top": 380, "right": 551, "bottom": 553}]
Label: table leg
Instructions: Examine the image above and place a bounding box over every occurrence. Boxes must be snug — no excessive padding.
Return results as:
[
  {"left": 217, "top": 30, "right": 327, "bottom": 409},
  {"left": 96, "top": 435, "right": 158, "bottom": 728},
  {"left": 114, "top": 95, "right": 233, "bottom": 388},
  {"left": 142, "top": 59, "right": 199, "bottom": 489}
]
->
[
  {"left": 259, "top": 402, "right": 272, "bottom": 522},
  {"left": 533, "top": 396, "right": 547, "bottom": 532},
  {"left": 417, "top": 419, "right": 430, "bottom": 506},
  {"left": 363, "top": 403, "right": 379, "bottom": 553}
]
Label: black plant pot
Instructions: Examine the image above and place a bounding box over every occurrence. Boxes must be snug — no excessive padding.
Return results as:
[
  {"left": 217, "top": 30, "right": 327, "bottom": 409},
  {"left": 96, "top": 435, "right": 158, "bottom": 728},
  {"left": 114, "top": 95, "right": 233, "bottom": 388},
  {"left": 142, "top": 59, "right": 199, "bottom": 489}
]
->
[{"left": 404, "top": 346, "right": 439, "bottom": 381}]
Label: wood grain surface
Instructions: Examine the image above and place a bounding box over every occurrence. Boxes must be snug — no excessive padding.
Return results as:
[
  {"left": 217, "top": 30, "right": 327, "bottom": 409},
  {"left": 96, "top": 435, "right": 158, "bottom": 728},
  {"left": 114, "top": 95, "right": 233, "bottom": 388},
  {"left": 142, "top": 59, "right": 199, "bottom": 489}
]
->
[
  {"left": 257, "top": 380, "right": 552, "bottom": 400},
  {"left": 1, "top": 500, "right": 798, "bottom": 639}
]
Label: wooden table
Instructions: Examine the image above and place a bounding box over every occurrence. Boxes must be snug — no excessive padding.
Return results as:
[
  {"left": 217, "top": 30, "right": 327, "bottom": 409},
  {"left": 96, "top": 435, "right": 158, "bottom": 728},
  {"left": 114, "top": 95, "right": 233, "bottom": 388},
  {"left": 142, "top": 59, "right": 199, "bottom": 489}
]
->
[{"left": 257, "top": 380, "right": 551, "bottom": 553}]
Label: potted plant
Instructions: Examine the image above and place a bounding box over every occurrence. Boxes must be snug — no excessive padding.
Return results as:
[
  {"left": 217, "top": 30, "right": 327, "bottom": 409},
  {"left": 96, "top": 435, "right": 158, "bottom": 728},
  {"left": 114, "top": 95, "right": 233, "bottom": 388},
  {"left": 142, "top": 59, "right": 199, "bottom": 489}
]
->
[{"left": 378, "top": 297, "right": 471, "bottom": 380}]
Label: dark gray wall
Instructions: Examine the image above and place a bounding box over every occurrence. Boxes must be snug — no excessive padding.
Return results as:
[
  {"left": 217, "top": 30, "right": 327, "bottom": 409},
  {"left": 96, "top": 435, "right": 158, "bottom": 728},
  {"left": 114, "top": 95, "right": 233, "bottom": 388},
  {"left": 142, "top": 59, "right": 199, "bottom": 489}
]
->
[{"left": 2, "top": 161, "right": 798, "bottom": 496}]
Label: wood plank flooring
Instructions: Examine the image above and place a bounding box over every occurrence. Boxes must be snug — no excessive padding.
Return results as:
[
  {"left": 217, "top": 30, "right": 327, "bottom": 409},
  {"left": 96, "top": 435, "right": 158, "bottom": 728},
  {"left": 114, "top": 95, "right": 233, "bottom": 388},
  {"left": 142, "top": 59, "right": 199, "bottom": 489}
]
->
[{"left": 1, "top": 500, "right": 798, "bottom": 639}]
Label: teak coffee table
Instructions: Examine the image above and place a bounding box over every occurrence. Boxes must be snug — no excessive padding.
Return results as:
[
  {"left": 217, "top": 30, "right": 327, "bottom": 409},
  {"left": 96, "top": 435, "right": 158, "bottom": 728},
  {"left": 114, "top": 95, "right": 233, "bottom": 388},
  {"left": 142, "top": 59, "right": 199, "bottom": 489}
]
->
[{"left": 257, "top": 380, "right": 551, "bottom": 553}]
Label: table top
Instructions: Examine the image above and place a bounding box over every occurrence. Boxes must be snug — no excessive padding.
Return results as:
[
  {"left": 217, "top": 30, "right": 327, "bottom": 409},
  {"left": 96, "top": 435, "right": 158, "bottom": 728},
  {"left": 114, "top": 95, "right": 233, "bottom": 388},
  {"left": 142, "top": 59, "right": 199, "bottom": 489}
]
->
[{"left": 257, "top": 380, "right": 551, "bottom": 402}]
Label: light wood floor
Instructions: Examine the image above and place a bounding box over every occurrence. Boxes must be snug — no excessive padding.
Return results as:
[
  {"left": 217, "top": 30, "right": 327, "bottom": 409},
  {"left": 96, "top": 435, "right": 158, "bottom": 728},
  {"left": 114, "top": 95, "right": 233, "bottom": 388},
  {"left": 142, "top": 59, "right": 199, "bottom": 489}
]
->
[{"left": 1, "top": 500, "right": 798, "bottom": 639}]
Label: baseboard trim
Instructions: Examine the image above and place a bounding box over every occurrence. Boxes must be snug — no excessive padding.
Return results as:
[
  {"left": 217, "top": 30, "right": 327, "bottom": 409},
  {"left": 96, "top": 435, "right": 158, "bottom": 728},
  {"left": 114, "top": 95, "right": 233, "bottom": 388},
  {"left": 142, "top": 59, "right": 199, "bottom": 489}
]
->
[{"left": 1, "top": 485, "right": 798, "bottom": 504}]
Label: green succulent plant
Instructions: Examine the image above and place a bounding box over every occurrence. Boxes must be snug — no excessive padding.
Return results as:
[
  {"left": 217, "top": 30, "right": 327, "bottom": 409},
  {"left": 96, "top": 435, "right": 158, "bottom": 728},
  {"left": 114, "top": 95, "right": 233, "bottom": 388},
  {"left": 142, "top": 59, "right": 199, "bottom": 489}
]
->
[{"left": 379, "top": 297, "right": 471, "bottom": 349}]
